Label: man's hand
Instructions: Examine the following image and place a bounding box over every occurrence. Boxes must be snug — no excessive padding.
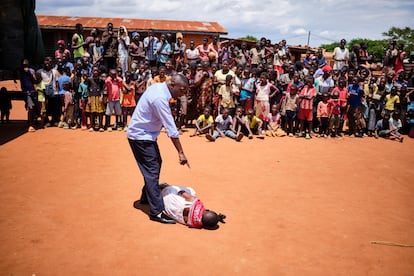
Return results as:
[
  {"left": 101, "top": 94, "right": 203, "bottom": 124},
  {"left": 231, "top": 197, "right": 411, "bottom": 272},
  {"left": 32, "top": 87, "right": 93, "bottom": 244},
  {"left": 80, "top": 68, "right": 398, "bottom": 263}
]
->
[{"left": 179, "top": 152, "right": 190, "bottom": 168}]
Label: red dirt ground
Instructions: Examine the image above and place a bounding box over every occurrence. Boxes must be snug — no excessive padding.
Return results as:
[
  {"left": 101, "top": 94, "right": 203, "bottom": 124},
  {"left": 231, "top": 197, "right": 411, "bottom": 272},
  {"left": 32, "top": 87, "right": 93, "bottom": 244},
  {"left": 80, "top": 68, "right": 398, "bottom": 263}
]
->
[{"left": 1, "top": 100, "right": 413, "bottom": 275}]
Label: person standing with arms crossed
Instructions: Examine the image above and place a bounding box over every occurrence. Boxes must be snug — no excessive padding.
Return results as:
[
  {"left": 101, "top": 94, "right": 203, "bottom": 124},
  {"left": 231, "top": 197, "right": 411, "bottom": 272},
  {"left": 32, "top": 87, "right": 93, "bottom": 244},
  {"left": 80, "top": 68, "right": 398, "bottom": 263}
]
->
[{"left": 127, "top": 74, "right": 190, "bottom": 224}]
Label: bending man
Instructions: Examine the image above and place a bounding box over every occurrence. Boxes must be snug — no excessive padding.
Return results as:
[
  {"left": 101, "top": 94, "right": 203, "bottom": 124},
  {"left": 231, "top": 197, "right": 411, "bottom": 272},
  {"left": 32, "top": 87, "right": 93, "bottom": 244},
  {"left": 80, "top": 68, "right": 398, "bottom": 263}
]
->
[{"left": 127, "top": 74, "right": 190, "bottom": 224}]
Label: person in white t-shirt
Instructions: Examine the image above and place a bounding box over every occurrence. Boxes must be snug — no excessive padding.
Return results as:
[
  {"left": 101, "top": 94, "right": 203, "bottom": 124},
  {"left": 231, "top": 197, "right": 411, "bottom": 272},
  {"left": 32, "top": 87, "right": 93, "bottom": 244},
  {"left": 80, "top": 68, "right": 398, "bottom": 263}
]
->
[
  {"left": 185, "top": 40, "right": 200, "bottom": 64},
  {"left": 333, "top": 39, "right": 349, "bottom": 70},
  {"left": 206, "top": 107, "right": 243, "bottom": 142}
]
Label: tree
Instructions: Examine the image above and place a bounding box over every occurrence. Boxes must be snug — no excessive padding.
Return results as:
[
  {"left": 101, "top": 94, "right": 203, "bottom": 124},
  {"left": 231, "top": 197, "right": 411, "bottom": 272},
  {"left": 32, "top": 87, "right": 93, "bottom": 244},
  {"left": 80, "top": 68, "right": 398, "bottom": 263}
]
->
[
  {"left": 237, "top": 35, "right": 258, "bottom": 42},
  {"left": 319, "top": 27, "right": 414, "bottom": 63},
  {"left": 382, "top": 26, "right": 414, "bottom": 56},
  {"left": 348, "top": 38, "right": 388, "bottom": 63},
  {"left": 319, "top": 42, "right": 339, "bottom": 52},
  {"left": 320, "top": 39, "right": 387, "bottom": 63}
]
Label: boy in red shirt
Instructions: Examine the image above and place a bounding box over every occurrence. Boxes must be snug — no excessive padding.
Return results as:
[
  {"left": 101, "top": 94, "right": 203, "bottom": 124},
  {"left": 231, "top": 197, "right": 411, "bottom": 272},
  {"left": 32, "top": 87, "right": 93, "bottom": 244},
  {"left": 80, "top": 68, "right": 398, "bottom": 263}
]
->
[
  {"left": 317, "top": 93, "right": 331, "bottom": 137},
  {"left": 297, "top": 76, "right": 316, "bottom": 139},
  {"left": 331, "top": 77, "right": 348, "bottom": 136},
  {"left": 105, "top": 69, "right": 123, "bottom": 131}
]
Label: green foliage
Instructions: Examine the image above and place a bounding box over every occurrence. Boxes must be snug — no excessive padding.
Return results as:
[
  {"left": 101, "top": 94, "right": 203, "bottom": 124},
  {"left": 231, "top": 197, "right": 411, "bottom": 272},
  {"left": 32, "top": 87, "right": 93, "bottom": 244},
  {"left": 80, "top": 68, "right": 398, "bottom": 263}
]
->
[
  {"left": 319, "top": 42, "right": 340, "bottom": 52},
  {"left": 319, "top": 27, "right": 414, "bottom": 63},
  {"left": 320, "top": 39, "right": 387, "bottom": 62},
  {"left": 382, "top": 26, "right": 414, "bottom": 55},
  {"left": 349, "top": 38, "right": 388, "bottom": 63},
  {"left": 237, "top": 35, "right": 258, "bottom": 42}
]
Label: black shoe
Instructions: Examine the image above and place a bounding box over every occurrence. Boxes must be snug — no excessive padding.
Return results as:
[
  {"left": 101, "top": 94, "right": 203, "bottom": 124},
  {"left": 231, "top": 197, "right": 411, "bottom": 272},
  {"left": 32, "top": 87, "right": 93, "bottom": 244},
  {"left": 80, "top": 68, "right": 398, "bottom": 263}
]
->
[
  {"left": 149, "top": 212, "right": 176, "bottom": 224},
  {"left": 139, "top": 199, "right": 149, "bottom": 205}
]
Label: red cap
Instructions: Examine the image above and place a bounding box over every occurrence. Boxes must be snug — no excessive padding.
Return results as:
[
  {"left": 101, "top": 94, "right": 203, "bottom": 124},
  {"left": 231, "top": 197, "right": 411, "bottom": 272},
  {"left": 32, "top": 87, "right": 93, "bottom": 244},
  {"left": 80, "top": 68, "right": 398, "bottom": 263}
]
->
[
  {"left": 322, "top": 65, "right": 332, "bottom": 72},
  {"left": 57, "top": 40, "right": 65, "bottom": 45}
]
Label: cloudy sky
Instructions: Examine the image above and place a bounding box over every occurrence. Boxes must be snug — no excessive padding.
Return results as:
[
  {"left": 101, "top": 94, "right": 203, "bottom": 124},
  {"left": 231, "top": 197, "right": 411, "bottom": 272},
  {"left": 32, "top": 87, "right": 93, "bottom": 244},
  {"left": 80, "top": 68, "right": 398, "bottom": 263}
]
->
[{"left": 35, "top": 0, "right": 414, "bottom": 47}]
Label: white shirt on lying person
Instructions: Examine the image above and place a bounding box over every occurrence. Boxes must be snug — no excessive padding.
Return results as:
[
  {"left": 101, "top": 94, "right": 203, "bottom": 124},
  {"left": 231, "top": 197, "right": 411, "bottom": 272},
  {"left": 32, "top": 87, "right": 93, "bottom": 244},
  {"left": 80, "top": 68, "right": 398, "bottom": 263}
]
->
[{"left": 161, "top": 185, "right": 197, "bottom": 225}]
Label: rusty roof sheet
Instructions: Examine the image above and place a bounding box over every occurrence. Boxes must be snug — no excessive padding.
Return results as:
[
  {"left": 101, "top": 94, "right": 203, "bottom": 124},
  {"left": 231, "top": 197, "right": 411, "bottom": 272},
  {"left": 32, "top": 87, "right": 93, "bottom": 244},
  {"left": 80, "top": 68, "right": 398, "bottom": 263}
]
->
[{"left": 37, "top": 15, "right": 227, "bottom": 35}]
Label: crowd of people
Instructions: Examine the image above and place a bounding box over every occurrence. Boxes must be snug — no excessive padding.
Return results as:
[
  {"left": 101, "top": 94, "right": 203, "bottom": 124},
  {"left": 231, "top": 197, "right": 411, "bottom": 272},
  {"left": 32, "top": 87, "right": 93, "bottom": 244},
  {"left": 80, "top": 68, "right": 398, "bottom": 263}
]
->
[{"left": 2, "top": 22, "right": 413, "bottom": 143}]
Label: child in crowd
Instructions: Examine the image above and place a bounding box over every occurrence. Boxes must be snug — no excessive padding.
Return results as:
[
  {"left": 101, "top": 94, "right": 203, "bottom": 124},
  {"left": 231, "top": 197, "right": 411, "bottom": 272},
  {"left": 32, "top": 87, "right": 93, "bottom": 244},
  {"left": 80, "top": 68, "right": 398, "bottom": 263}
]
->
[
  {"left": 34, "top": 72, "right": 46, "bottom": 128},
  {"left": 146, "top": 66, "right": 158, "bottom": 87},
  {"left": 317, "top": 93, "right": 331, "bottom": 137},
  {"left": 407, "top": 91, "right": 414, "bottom": 138},
  {"left": 399, "top": 86, "right": 408, "bottom": 133},
  {"left": 105, "top": 68, "right": 123, "bottom": 131},
  {"left": 0, "top": 87, "right": 12, "bottom": 124},
  {"left": 205, "top": 107, "right": 243, "bottom": 142},
  {"left": 57, "top": 67, "right": 71, "bottom": 127},
  {"left": 389, "top": 110, "right": 404, "bottom": 142},
  {"left": 328, "top": 90, "right": 342, "bottom": 137},
  {"left": 121, "top": 71, "right": 137, "bottom": 131},
  {"left": 286, "top": 72, "right": 304, "bottom": 92},
  {"left": 78, "top": 70, "right": 89, "bottom": 130},
  {"left": 331, "top": 77, "right": 348, "bottom": 136},
  {"left": 87, "top": 66, "right": 105, "bottom": 131},
  {"left": 218, "top": 74, "right": 237, "bottom": 115},
  {"left": 91, "top": 38, "right": 104, "bottom": 68},
  {"left": 363, "top": 76, "right": 378, "bottom": 97},
  {"left": 347, "top": 76, "right": 365, "bottom": 137},
  {"left": 266, "top": 104, "right": 286, "bottom": 137},
  {"left": 281, "top": 83, "right": 300, "bottom": 137},
  {"left": 190, "top": 106, "right": 214, "bottom": 137},
  {"left": 20, "top": 59, "right": 37, "bottom": 132},
  {"left": 255, "top": 72, "right": 278, "bottom": 130},
  {"left": 245, "top": 107, "right": 265, "bottom": 139},
  {"left": 374, "top": 113, "right": 391, "bottom": 139},
  {"left": 62, "top": 82, "right": 74, "bottom": 129},
  {"left": 239, "top": 68, "right": 255, "bottom": 114},
  {"left": 153, "top": 66, "right": 170, "bottom": 83},
  {"left": 383, "top": 86, "right": 400, "bottom": 116},
  {"left": 366, "top": 98, "right": 377, "bottom": 136},
  {"left": 232, "top": 106, "right": 254, "bottom": 139},
  {"left": 297, "top": 75, "right": 316, "bottom": 139},
  {"left": 100, "top": 72, "right": 109, "bottom": 129}
]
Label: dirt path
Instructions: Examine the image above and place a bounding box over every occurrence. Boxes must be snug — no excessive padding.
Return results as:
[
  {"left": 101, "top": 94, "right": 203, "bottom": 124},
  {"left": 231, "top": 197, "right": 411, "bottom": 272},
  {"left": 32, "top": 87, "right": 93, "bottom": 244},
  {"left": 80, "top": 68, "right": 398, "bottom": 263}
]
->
[{"left": 1, "top": 101, "right": 413, "bottom": 275}]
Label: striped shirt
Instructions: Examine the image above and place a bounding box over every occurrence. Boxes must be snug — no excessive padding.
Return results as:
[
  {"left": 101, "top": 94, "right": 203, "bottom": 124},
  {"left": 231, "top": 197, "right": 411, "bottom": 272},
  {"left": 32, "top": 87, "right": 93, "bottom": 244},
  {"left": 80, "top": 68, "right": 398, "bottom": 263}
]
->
[{"left": 299, "top": 86, "right": 316, "bottom": 110}]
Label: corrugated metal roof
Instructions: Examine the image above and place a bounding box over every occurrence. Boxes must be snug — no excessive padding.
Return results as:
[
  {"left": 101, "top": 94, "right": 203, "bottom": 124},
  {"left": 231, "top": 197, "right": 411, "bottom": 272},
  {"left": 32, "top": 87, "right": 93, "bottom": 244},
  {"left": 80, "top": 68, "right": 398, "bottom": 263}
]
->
[{"left": 37, "top": 15, "right": 227, "bottom": 35}]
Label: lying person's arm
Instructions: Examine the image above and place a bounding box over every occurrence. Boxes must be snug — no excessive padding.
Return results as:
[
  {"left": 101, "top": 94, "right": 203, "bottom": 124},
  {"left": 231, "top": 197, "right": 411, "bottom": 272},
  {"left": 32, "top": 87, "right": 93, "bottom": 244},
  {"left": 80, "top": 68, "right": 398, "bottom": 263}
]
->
[{"left": 178, "top": 190, "right": 196, "bottom": 201}]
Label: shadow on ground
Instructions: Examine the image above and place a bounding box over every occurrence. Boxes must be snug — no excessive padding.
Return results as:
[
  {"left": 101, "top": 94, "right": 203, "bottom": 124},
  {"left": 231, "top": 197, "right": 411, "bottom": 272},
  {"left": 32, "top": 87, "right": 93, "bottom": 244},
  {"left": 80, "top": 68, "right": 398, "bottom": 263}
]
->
[{"left": 0, "top": 120, "right": 27, "bottom": 145}]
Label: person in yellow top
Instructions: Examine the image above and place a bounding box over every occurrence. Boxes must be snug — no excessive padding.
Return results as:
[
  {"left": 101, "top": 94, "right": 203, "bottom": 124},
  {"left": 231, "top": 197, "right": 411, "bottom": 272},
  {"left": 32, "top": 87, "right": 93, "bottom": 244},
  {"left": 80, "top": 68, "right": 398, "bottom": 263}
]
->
[
  {"left": 34, "top": 72, "right": 46, "bottom": 128},
  {"left": 72, "top": 23, "right": 85, "bottom": 63},
  {"left": 363, "top": 76, "right": 378, "bottom": 97},
  {"left": 244, "top": 107, "right": 264, "bottom": 139},
  {"left": 218, "top": 74, "right": 238, "bottom": 114},
  {"left": 384, "top": 86, "right": 400, "bottom": 115},
  {"left": 190, "top": 106, "right": 214, "bottom": 137},
  {"left": 153, "top": 66, "right": 171, "bottom": 84}
]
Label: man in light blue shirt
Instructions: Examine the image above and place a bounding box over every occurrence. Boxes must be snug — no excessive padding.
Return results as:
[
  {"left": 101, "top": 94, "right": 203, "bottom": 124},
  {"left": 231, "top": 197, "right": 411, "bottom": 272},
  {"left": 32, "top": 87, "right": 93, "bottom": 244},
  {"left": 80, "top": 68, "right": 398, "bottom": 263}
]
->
[
  {"left": 127, "top": 74, "right": 190, "bottom": 224},
  {"left": 143, "top": 30, "right": 158, "bottom": 67},
  {"left": 156, "top": 34, "right": 172, "bottom": 66}
]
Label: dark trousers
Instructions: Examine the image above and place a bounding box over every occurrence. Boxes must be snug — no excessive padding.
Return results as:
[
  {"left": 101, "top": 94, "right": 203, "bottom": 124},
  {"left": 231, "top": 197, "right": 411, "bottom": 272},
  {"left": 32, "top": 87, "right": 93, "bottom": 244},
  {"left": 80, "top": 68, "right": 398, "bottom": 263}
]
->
[
  {"left": 104, "top": 57, "right": 117, "bottom": 71},
  {"left": 319, "top": 117, "right": 329, "bottom": 135},
  {"left": 46, "top": 96, "right": 61, "bottom": 124},
  {"left": 348, "top": 106, "right": 362, "bottom": 134},
  {"left": 128, "top": 139, "right": 164, "bottom": 216}
]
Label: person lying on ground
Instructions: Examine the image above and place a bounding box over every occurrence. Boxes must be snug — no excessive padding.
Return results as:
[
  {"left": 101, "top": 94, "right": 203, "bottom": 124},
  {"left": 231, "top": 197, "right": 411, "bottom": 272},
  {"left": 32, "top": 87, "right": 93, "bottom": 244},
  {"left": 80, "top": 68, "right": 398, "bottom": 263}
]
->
[{"left": 160, "top": 183, "right": 226, "bottom": 230}]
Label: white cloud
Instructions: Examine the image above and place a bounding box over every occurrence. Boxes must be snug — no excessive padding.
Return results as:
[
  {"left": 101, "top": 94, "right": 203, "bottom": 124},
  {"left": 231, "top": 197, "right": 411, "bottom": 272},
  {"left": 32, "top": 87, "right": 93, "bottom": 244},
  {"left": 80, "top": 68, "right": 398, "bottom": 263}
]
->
[
  {"left": 35, "top": 0, "right": 414, "bottom": 47},
  {"left": 319, "top": 31, "right": 330, "bottom": 37},
  {"left": 293, "top": 28, "right": 308, "bottom": 35}
]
